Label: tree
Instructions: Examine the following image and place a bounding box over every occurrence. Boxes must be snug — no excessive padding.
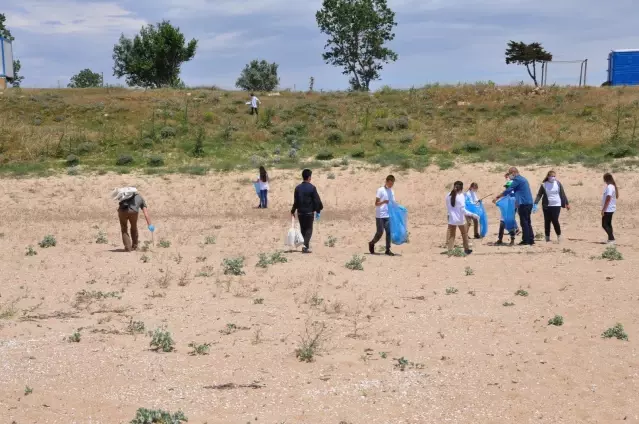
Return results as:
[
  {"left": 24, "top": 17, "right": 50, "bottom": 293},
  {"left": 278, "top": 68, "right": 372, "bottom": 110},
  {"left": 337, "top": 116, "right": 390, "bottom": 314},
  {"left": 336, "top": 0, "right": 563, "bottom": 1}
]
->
[
  {"left": 316, "top": 0, "right": 398, "bottom": 91},
  {"left": 0, "top": 13, "right": 24, "bottom": 87},
  {"left": 68, "top": 69, "right": 102, "bottom": 88},
  {"left": 505, "top": 41, "right": 552, "bottom": 87},
  {"left": 112, "top": 20, "right": 197, "bottom": 88},
  {"left": 235, "top": 60, "right": 279, "bottom": 92}
]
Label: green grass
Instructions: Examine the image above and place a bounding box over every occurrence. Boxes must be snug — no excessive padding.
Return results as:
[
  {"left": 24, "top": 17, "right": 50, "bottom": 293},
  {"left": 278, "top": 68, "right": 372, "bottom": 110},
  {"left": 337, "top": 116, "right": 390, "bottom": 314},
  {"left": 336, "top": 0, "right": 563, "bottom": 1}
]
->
[
  {"left": 3, "top": 86, "right": 639, "bottom": 176},
  {"left": 601, "top": 323, "right": 628, "bottom": 341}
]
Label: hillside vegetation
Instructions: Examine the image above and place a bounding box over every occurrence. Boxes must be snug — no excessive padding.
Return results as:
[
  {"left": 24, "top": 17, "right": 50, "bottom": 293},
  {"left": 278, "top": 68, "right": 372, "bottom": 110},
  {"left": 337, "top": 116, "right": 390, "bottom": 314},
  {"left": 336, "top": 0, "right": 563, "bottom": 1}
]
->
[{"left": 1, "top": 84, "right": 639, "bottom": 175}]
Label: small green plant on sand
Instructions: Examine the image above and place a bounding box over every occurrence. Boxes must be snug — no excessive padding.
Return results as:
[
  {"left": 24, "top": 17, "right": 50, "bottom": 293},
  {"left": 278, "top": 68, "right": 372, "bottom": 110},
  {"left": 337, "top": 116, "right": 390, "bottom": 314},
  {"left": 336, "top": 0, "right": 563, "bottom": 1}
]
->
[
  {"left": 24, "top": 386, "right": 33, "bottom": 396},
  {"left": 503, "top": 301, "right": 515, "bottom": 307},
  {"left": 601, "top": 323, "right": 628, "bottom": 341},
  {"left": 223, "top": 257, "right": 245, "bottom": 275},
  {"left": 148, "top": 328, "right": 175, "bottom": 352},
  {"left": 157, "top": 239, "right": 171, "bottom": 248},
  {"left": 39, "top": 235, "right": 57, "bottom": 248},
  {"left": 68, "top": 331, "right": 81, "bottom": 343},
  {"left": 447, "top": 247, "right": 466, "bottom": 257},
  {"left": 204, "top": 236, "right": 216, "bottom": 245},
  {"left": 25, "top": 246, "right": 37, "bottom": 256},
  {"left": 256, "top": 253, "right": 272, "bottom": 268},
  {"left": 394, "top": 357, "right": 424, "bottom": 371},
  {"left": 295, "top": 322, "right": 327, "bottom": 363},
  {"left": 188, "top": 342, "right": 211, "bottom": 356},
  {"left": 548, "top": 315, "right": 564, "bottom": 326},
  {"left": 345, "top": 254, "right": 365, "bottom": 271},
  {"left": 253, "top": 298, "right": 264, "bottom": 305},
  {"left": 445, "top": 287, "right": 458, "bottom": 295},
  {"left": 464, "top": 266, "right": 474, "bottom": 276},
  {"left": 95, "top": 231, "right": 108, "bottom": 244},
  {"left": 129, "top": 408, "right": 187, "bottom": 424},
  {"left": 127, "top": 319, "right": 146, "bottom": 335},
  {"left": 325, "top": 235, "right": 337, "bottom": 247},
  {"left": 601, "top": 246, "right": 623, "bottom": 261},
  {"left": 515, "top": 289, "right": 529, "bottom": 297}
]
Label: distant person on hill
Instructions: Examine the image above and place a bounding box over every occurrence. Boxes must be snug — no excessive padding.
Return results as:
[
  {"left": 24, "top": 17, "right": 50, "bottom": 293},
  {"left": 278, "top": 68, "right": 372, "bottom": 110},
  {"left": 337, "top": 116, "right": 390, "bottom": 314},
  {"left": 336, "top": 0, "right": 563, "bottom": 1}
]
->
[
  {"left": 534, "top": 170, "right": 570, "bottom": 243},
  {"left": 369, "top": 175, "right": 397, "bottom": 256},
  {"left": 465, "top": 182, "right": 481, "bottom": 239},
  {"left": 494, "top": 167, "right": 534, "bottom": 246},
  {"left": 250, "top": 93, "right": 261, "bottom": 115},
  {"left": 255, "top": 166, "right": 270, "bottom": 209},
  {"left": 446, "top": 181, "right": 478, "bottom": 255},
  {"left": 111, "top": 187, "right": 153, "bottom": 252},
  {"left": 291, "top": 169, "right": 324, "bottom": 253},
  {"left": 495, "top": 174, "right": 519, "bottom": 246},
  {"left": 601, "top": 172, "right": 618, "bottom": 244}
]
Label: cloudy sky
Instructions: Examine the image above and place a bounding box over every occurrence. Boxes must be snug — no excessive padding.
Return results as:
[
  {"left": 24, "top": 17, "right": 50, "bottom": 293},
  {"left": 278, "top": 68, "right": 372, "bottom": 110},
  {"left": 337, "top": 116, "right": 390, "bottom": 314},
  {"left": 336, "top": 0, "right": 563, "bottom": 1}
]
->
[{"left": 3, "top": 0, "right": 638, "bottom": 90}]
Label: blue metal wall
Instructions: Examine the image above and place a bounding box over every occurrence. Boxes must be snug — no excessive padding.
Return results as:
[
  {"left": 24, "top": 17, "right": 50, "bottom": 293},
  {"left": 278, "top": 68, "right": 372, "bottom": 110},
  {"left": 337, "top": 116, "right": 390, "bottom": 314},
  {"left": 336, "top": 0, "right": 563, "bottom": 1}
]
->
[{"left": 608, "top": 50, "right": 639, "bottom": 86}]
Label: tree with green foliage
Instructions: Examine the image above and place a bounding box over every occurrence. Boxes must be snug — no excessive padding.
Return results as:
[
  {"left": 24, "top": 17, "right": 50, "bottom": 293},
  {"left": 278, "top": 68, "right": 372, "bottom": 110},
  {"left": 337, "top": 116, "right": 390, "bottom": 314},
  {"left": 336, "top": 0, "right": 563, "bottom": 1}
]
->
[
  {"left": 316, "top": 0, "right": 398, "bottom": 91},
  {"left": 505, "top": 41, "right": 552, "bottom": 87},
  {"left": 112, "top": 20, "right": 197, "bottom": 88},
  {"left": 0, "top": 13, "right": 24, "bottom": 87},
  {"left": 235, "top": 59, "right": 279, "bottom": 92},
  {"left": 68, "top": 69, "right": 102, "bottom": 88}
]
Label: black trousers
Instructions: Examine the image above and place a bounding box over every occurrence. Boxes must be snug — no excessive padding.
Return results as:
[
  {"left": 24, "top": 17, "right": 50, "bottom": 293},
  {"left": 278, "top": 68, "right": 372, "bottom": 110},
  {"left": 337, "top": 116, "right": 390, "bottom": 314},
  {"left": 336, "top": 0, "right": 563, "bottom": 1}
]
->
[
  {"left": 371, "top": 218, "right": 391, "bottom": 250},
  {"left": 602, "top": 212, "right": 614, "bottom": 241},
  {"left": 298, "top": 214, "right": 314, "bottom": 248},
  {"left": 518, "top": 204, "right": 534, "bottom": 244},
  {"left": 498, "top": 221, "right": 515, "bottom": 242},
  {"left": 543, "top": 206, "right": 561, "bottom": 237}
]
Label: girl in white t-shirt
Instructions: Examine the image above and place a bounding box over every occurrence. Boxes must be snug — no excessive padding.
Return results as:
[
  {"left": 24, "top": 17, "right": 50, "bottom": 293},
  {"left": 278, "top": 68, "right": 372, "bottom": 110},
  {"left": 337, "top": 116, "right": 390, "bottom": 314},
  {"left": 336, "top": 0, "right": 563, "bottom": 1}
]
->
[
  {"left": 256, "top": 166, "right": 270, "bottom": 209},
  {"left": 446, "top": 181, "right": 479, "bottom": 255},
  {"left": 601, "top": 172, "right": 618, "bottom": 244},
  {"left": 533, "top": 170, "right": 570, "bottom": 242}
]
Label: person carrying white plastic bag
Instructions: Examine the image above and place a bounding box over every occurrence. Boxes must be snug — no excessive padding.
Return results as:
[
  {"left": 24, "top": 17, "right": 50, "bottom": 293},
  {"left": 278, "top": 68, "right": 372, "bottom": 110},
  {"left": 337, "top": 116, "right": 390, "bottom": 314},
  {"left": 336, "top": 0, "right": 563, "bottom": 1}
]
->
[
  {"left": 285, "top": 216, "right": 305, "bottom": 249},
  {"left": 290, "top": 168, "right": 324, "bottom": 253}
]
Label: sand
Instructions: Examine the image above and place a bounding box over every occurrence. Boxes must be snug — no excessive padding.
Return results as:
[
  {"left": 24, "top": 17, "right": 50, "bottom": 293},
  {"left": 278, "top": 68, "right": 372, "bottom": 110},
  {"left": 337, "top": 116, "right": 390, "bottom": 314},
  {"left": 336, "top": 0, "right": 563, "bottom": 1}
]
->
[{"left": 0, "top": 163, "right": 638, "bottom": 424}]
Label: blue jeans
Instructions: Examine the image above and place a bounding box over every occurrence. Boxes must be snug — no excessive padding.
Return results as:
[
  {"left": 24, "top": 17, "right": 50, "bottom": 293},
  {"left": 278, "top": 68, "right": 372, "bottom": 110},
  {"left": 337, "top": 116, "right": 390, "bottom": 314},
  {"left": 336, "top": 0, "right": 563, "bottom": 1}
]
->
[
  {"left": 518, "top": 204, "right": 534, "bottom": 244},
  {"left": 259, "top": 189, "right": 268, "bottom": 208}
]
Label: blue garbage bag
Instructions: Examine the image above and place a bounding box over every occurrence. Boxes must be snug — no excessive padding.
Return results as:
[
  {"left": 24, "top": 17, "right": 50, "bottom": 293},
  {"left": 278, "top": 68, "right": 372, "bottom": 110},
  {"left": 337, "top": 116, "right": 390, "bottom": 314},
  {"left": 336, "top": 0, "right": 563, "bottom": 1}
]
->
[
  {"left": 496, "top": 196, "right": 517, "bottom": 232},
  {"left": 253, "top": 182, "right": 260, "bottom": 198},
  {"left": 388, "top": 202, "right": 408, "bottom": 245},
  {"left": 465, "top": 198, "right": 488, "bottom": 238}
]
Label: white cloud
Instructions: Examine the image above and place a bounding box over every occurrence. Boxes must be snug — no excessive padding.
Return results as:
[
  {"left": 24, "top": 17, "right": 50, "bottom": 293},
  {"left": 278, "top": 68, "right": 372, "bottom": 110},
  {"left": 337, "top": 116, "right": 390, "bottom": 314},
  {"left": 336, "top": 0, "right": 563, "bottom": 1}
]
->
[
  {"left": 160, "top": 0, "right": 318, "bottom": 17},
  {"left": 6, "top": 0, "right": 145, "bottom": 34}
]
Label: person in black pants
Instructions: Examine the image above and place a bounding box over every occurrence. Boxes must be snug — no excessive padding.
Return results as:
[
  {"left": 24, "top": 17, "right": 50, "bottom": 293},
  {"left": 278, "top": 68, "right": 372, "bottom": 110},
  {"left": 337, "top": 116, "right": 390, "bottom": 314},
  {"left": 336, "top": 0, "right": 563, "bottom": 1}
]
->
[
  {"left": 534, "top": 170, "right": 570, "bottom": 242},
  {"left": 494, "top": 167, "right": 534, "bottom": 245},
  {"left": 369, "top": 175, "right": 396, "bottom": 256},
  {"left": 601, "top": 172, "right": 618, "bottom": 244},
  {"left": 291, "top": 169, "right": 324, "bottom": 253}
]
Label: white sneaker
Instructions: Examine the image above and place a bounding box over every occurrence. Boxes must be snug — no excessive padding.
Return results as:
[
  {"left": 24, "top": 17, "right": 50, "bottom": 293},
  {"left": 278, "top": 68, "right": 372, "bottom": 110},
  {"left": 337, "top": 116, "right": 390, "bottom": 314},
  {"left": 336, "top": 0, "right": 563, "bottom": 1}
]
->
[
  {"left": 607, "top": 240, "right": 616, "bottom": 245},
  {"left": 556, "top": 235, "right": 562, "bottom": 243}
]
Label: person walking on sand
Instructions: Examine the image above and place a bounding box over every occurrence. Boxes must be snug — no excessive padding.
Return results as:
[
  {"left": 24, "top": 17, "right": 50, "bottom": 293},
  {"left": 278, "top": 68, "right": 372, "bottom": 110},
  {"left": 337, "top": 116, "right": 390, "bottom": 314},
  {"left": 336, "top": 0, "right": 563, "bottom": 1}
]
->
[
  {"left": 250, "top": 93, "right": 261, "bottom": 116},
  {"left": 369, "top": 175, "right": 396, "bottom": 256},
  {"left": 291, "top": 169, "right": 324, "bottom": 253},
  {"left": 465, "top": 182, "right": 481, "bottom": 239},
  {"left": 494, "top": 167, "right": 534, "bottom": 246},
  {"left": 446, "top": 181, "right": 478, "bottom": 255},
  {"left": 495, "top": 174, "right": 519, "bottom": 246},
  {"left": 534, "top": 170, "right": 570, "bottom": 243},
  {"left": 256, "top": 166, "right": 270, "bottom": 209},
  {"left": 601, "top": 172, "right": 618, "bottom": 244},
  {"left": 111, "top": 187, "right": 153, "bottom": 252}
]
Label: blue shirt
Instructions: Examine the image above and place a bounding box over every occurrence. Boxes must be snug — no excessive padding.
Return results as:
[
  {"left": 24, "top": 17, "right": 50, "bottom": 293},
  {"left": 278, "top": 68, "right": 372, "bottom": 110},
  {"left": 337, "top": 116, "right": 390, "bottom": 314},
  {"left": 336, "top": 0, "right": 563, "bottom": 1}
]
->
[{"left": 502, "top": 175, "right": 533, "bottom": 206}]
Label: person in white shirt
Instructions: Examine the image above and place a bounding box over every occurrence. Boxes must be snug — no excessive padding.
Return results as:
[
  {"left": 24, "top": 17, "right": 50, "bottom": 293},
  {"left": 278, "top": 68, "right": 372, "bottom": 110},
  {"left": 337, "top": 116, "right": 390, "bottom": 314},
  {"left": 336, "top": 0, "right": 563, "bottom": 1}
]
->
[
  {"left": 250, "top": 93, "right": 261, "bottom": 115},
  {"left": 446, "top": 181, "right": 478, "bottom": 255},
  {"left": 534, "top": 170, "right": 570, "bottom": 242},
  {"left": 255, "top": 166, "right": 270, "bottom": 209},
  {"left": 369, "top": 175, "right": 396, "bottom": 256},
  {"left": 601, "top": 172, "right": 618, "bottom": 244},
  {"left": 464, "top": 182, "right": 481, "bottom": 239}
]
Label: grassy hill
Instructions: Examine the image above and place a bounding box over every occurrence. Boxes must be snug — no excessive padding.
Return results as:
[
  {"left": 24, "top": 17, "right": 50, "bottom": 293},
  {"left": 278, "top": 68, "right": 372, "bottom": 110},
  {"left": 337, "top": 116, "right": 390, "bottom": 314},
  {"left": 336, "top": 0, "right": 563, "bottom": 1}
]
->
[{"left": 1, "top": 84, "right": 639, "bottom": 176}]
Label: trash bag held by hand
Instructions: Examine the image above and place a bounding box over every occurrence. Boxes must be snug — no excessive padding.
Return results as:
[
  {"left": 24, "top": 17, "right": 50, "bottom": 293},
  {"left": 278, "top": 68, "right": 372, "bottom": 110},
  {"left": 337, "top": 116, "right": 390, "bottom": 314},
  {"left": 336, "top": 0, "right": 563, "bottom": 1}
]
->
[
  {"left": 496, "top": 196, "right": 517, "bottom": 232},
  {"left": 286, "top": 217, "right": 305, "bottom": 248},
  {"left": 465, "top": 198, "right": 488, "bottom": 238},
  {"left": 388, "top": 196, "right": 408, "bottom": 245},
  {"left": 253, "top": 182, "right": 261, "bottom": 198}
]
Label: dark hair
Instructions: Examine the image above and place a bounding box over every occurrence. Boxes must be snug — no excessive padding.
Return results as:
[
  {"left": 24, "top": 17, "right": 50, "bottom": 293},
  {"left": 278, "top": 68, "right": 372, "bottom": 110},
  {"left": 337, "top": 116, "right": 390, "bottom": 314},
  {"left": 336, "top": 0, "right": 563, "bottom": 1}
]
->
[
  {"left": 603, "top": 173, "right": 619, "bottom": 198},
  {"left": 302, "top": 169, "right": 312, "bottom": 181},
  {"left": 259, "top": 166, "right": 268, "bottom": 182},
  {"left": 386, "top": 175, "right": 395, "bottom": 183},
  {"left": 250, "top": 93, "right": 254, "bottom": 96},
  {"left": 470, "top": 182, "right": 478, "bottom": 190},
  {"left": 449, "top": 181, "right": 464, "bottom": 207},
  {"left": 542, "top": 170, "right": 556, "bottom": 183}
]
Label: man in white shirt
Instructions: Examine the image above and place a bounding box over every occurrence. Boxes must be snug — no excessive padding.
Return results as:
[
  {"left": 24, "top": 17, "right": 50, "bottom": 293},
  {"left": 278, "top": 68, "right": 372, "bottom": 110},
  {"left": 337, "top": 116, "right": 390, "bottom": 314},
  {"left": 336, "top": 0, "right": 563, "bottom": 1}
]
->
[
  {"left": 369, "top": 175, "right": 396, "bottom": 256},
  {"left": 250, "top": 93, "right": 261, "bottom": 115}
]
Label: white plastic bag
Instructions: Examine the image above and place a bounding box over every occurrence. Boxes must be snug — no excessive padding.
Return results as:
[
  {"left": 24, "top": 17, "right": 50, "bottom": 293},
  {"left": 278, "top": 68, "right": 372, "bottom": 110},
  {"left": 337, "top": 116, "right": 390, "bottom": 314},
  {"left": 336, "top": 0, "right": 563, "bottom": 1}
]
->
[{"left": 286, "top": 217, "right": 305, "bottom": 248}]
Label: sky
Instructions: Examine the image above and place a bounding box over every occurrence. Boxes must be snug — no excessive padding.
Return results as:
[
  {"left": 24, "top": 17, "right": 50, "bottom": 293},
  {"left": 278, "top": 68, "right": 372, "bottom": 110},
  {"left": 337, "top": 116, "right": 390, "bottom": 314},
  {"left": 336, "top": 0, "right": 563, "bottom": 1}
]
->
[{"left": 3, "top": 0, "right": 639, "bottom": 90}]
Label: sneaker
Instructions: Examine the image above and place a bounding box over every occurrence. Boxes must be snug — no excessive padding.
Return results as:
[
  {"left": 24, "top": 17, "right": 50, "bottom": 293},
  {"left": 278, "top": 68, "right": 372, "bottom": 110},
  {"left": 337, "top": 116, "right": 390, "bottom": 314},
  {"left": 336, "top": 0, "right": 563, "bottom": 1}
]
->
[
  {"left": 474, "top": 234, "right": 481, "bottom": 239},
  {"left": 464, "top": 249, "right": 473, "bottom": 255},
  {"left": 545, "top": 236, "right": 550, "bottom": 242},
  {"left": 302, "top": 247, "right": 312, "bottom": 253},
  {"left": 518, "top": 241, "right": 529, "bottom": 246},
  {"left": 494, "top": 240, "right": 504, "bottom": 246},
  {"left": 509, "top": 239, "right": 515, "bottom": 246},
  {"left": 607, "top": 240, "right": 616, "bottom": 245},
  {"left": 385, "top": 250, "right": 395, "bottom": 256},
  {"left": 369, "top": 242, "right": 375, "bottom": 255},
  {"left": 556, "top": 235, "right": 562, "bottom": 243}
]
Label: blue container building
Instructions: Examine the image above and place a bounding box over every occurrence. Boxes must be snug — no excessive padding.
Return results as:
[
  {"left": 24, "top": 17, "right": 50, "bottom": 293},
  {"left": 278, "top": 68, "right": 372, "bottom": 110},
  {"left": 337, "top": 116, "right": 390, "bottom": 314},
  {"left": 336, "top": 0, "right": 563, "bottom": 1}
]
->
[{"left": 607, "top": 49, "right": 639, "bottom": 86}]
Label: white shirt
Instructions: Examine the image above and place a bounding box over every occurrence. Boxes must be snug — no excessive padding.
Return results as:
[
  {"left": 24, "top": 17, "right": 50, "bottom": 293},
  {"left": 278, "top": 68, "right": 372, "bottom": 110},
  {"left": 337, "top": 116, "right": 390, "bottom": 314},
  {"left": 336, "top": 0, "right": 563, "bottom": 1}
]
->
[
  {"left": 543, "top": 181, "right": 561, "bottom": 207},
  {"left": 465, "top": 190, "right": 478, "bottom": 205},
  {"left": 602, "top": 184, "right": 617, "bottom": 212},
  {"left": 251, "top": 96, "right": 260, "bottom": 108},
  {"left": 257, "top": 176, "right": 269, "bottom": 191},
  {"left": 447, "top": 193, "right": 473, "bottom": 225},
  {"left": 376, "top": 186, "right": 394, "bottom": 218}
]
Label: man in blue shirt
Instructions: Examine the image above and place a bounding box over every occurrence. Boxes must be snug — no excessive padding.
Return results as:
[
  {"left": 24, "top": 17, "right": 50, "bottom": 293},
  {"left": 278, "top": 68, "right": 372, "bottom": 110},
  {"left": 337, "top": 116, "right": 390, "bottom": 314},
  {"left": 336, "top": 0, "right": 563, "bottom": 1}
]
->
[{"left": 493, "top": 167, "right": 535, "bottom": 245}]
